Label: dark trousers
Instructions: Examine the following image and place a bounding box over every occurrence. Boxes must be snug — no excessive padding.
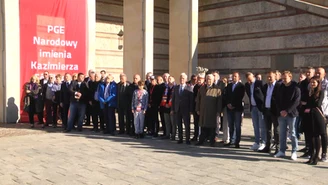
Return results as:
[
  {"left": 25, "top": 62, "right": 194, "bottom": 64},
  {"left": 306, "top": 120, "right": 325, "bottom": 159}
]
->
[
  {"left": 92, "top": 102, "right": 104, "bottom": 131},
  {"left": 104, "top": 106, "right": 116, "bottom": 134},
  {"left": 37, "top": 101, "right": 44, "bottom": 124},
  {"left": 176, "top": 110, "right": 191, "bottom": 141},
  {"left": 264, "top": 108, "right": 279, "bottom": 149},
  {"left": 146, "top": 106, "right": 159, "bottom": 134},
  {"left": 85, "top": 104, "right": 91, "bottom": 125},
  {"left": 160, "top": 110, "right": 166, "bottom": 135},
  {"left": 118, "top": 107, "right": 132, "bottom": 134},
  {"left": 67, "top": 102, "right": 86, "bottom": 131},
  {"left": 199, "top": 127, "right": 216, "bottom": 144},
  {"left": 227, "top": 109, "right": 242, "bottom": 145},
  {"left": 52, "top": 103, "right": 59, "bottom": 126},
  {"left": 61, "top": 103, "right": 70, "bottom": 130},
  {"left": 193, "top": 112, "right": 200, "bottom": 139},
  {"left": 45, "top": 99, "right": 53, "bottom": 125}
]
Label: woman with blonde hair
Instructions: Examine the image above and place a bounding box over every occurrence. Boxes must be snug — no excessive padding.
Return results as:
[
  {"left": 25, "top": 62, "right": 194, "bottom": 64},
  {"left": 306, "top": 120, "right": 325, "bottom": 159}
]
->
[{"left": 24, "top": 75, "right": 42, "bottom": 128}]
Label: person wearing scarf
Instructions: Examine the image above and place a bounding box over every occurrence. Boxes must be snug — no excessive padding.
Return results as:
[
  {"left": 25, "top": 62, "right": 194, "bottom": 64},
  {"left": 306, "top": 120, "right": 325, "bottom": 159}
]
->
[{"left": 24, "top": 75, "right": 42, "bottom": 128}]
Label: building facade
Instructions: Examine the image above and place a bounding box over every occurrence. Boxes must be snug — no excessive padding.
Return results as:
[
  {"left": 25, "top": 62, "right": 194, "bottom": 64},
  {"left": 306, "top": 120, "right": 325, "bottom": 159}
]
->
[{"left": 0, "top": 0, "right": 328, "bottom": 122}]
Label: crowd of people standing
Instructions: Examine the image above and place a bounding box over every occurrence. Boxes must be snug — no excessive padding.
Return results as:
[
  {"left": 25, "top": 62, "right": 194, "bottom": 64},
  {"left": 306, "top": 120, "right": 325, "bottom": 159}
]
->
[{"left": 24, "top": 67, "right": 328, "bottom": 165}]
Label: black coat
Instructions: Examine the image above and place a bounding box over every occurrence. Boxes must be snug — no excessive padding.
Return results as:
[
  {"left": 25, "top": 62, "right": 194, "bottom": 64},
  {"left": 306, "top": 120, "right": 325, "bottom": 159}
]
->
[
  {"left": 60, "top": 81, "right": 72, "bottom": 105},
  {"left": 263, "top": 81, "right": 281, "bottom": 116},
  {"left": 69, "top": 81, "right": 89, "bottom": 104},
  {"left": 226, "top": 82, "right": 245, "bottom": 112},
  {"left": 276, "top": 81, "right": 301, "bottom": 117},
  {"left": 117, "top": 82, "right": 131, "bottom": 109},
  {"left": 245, "top": 80, "right": 264, "bottom": 112}
]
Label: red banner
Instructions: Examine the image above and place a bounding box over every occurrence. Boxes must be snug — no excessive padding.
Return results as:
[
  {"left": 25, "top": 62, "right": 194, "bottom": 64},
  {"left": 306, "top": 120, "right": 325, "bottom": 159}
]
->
[{"left": 19, "top": 0, "right": 87, "bottom": 122}]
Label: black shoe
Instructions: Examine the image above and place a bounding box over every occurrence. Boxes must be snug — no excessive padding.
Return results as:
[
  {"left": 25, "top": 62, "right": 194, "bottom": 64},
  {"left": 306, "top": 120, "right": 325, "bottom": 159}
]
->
[
  {"left": 118, "top": 131, "right": 125, "bottom": 135},
  {"left": 224, "top": 142, "right": 231, "bottom": 147},
  {"left": 258, "top": 147, "right": 271, "bottom": 153},
  {"left": 153, "top": 133, "right": 158, "bottom": 137},
  {"left": 103, "top": 131, "right": 110, "bottom": 134},
  {"left": 235, "top": 144, "right": 240, "bottom": 148},
  {"left": 309, "top": 158, "right": 319, "bottom": 165},
  {"left": 171, "top": 137, "right": 176, "bottom": 141},
  {"left": 301, "top": 152, "right": 311, "bottom": 158},
  {"left": 274, "top": 148, "right": 279, "bottom": 155},
  {"left": 210, "top": 143, "right": 215, "bottom": 147},
  {"left": 298, "top": 147, "right": 308, "bottom": 153},
  {"left": 191, "top": 137, "right": 197, "bottom": 142},
  {"left": 64, "top": 130, "right": 71, "bottom": 133},
  {"left": 77, "top": 128, "right": 82, "bottom": 132},
  {"left": 42, "top": 124, "right": 45, "bottom": 129},
  {"left": 30, "top": 124, "right": 34, "bottom": 128},
  {"left": 53, "top": 125, "right": 57, "bottom": 128},
  {"left": 177, "top": 140, "right": 183, "bottom": 144},
  {"left": 195, "top": 142, "right": 203, "bottom": 146},
  {"left": 186, "top": 140, "right": 191, "bottom": 145}
]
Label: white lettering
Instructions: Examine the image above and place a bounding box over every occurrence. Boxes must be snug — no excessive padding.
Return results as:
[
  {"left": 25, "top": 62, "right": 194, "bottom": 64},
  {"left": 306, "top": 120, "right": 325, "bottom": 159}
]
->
[{"left": 33, "top": 36, "right": 78, "bottom": 49}]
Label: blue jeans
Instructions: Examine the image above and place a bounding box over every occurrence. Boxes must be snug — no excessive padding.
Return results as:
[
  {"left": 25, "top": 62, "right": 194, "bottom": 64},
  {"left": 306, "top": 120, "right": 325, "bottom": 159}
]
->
[
  {"left": 278, "top": 116, "right": 298, "bottom": 153},
  {"left": 251, "top": 106, "right": 266, "bottom": 144},
  {"left": 227, "top": 109, "right": 242, "bottom": 144},
  {"left": 67, "top": 102, "right": 86, "bottom": 131}
]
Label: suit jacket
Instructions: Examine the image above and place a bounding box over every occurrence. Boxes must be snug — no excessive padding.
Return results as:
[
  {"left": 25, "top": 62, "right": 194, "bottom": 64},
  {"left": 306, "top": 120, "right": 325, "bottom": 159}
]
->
[
  {"left": 171, "top": 84, "right": 194, "bottom": 113},
  {"left": 69, "top": 81, "right": 89, "bottom": 104},
  {"left": 117, "top": 82, "right": 131, "bottom": 109},
  {"left": 60, "top": 81, "right": 72, "bottom": 105},
  {"left": 226, "top": 82, "right": 245, "bottom": 112},
  {"left": 147, "top": 84, "right": 162, "bottom": 107},
  {"left": 245, "top": 80, "right": 264, "bottom": 112},
  {"left": 98, "top": 81, "right": 117, "bottom": 109},
  {"left": 263, "top": 81, "right": 281, "bottom": 116}
]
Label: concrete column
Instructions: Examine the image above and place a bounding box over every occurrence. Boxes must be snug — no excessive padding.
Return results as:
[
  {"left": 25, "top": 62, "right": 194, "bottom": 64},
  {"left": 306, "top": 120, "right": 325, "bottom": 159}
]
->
[
  {"left": 123, "top": 0, "right": 153, "bottom": 80},
  {"left": 2, "top": 0, "right": 20, "bottom": 123},
  {"left": 169, "top": 0, "right": 198, "bottom": 79},
  {"left": 87, "top": 0, "right": 96, "bottom": 72},
  {"left": 0, "top": 0, "right": 5, "bottom": 122}
]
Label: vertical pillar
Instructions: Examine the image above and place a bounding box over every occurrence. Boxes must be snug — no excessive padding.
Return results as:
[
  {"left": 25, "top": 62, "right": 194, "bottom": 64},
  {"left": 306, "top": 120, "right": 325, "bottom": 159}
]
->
[
  {"left": 123, "top": 0, "right": 153, "bottom": 80},
  {"left": 0, "top": 0, "right": 5, "bottom": 122},
  {"left": 169, "top": 0, "right": 198, "bottom": 79},
  {"left": 87, "top": 0, "right": 96, "bottom": 72},
  {"left": 2, "top": 0, "right": 20, "bottom": 123}
]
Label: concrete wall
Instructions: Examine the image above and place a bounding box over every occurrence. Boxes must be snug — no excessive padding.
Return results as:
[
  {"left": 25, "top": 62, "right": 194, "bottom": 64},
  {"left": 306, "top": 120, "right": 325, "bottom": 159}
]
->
[
  {"left": 95, "top": 0, "right": 169, "bottom": 80},
  {"left": 198, "top": 0, "right": 328, "bottom": 79}
]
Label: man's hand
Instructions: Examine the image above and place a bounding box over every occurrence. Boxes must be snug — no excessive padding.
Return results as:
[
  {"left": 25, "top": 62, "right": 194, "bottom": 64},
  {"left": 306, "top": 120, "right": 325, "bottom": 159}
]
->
[
  {"left": 132, "top": 110, "right": 135, "bottom": 114},
  {"left": 26, "top": 90, "right": 31, "bottom": 93},
  {"left": 197, "top": 111, "right": 200, "bottom": 115},
  {"left": 60, "top": 103, "right": 63, "bottom": 108},
  {"left": 89, "top": 101, "right": 92, "bottom": 105},
  {"left": 280, "top": 110, "right": 288, "bottom": 117}
]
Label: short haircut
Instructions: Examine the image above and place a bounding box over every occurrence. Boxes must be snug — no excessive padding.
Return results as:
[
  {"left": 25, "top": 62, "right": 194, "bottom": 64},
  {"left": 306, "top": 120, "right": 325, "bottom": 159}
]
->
[
  {"left": 255, "top": 73, "right": 261, "bottom": 77},
  {"left": 78, "top": 73, "right": 84, "bottom": 78},
  {"left": 267, "top": 71, "right": 276, "bottom": 75},
  {"left": 307, "top": 66, "right": 315, "bottom": 70},
  {"left": 207, "top": 74, "right": 214, "bottom": 79},
  {"left": 55, "top": 74, "right": 62, "bottom": 78},
  {"left": 180, "top": 73, "right": 188, "bottom": 79},
  {"left": 282, "top": 71, "right": 292, "bottom": 78},
  {"left": 100, "top": 70, "right": 106, "bottom": 74},
  {"left": 245, "top": 72, "right": 253, "bottom": 78},
  {"left": 212, "top": 70, "right": 219, "bottom": 75},
  {"left": 138, "top": 81, "right": 145, "bottom": 86}
]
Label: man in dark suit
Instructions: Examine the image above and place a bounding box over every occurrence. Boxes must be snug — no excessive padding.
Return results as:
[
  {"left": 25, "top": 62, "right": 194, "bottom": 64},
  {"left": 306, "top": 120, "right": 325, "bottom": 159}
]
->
[
  {"left": 83, "top": 69, "right": 95, "bottom": 126},
  {"left": 171, "top": 73, "right": 194, "bottom": 145},
  {"left": 245, "top": 72, "right": 265, "bottom": 151},
  {"left": 260, "top": 71, "right": 281, "bottom": 154},
  {"left": 212, "top": 70, "right": 226, "bottom": 136},
  {"left": 60, "top": 73, "right": 72, "bottom": 130},
  {"left": 225, "top": 72, "right": 245, "bottom": 148},
  {"left": 117, "top": 73, "right": 131, "bottom": 134},
  {"left": 157, "top": 75, "right": 167, "bottom": 136},
  {"left": 38, "top": 71, "right": 49, "bottom": 125},
  {"left": 65, "top": 73, "right": 89, "bottom": 132}
]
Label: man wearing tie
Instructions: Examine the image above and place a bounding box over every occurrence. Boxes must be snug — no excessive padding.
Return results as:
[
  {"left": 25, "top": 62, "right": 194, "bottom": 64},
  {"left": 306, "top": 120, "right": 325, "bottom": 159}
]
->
[
  {"left": 98, "top": 74, "right": 117, "bottom": 135},
  {"left": 66, "top": 73, "right": 89, "bottom": 132},
  {"left": 117, "top": 73, "right": 131, "bottom": 134},
  {"left": 225, "top": 72, "right": 245, "bottom": 148},
  {"left": 171, "top": 73, "right": 194, "bottom": 145}
]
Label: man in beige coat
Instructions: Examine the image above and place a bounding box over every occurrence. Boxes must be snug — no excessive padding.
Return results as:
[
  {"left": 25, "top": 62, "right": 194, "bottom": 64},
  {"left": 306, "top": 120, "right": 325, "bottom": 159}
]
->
[{"left": 195, "top": 74, "right": 222, "bottom": 147}]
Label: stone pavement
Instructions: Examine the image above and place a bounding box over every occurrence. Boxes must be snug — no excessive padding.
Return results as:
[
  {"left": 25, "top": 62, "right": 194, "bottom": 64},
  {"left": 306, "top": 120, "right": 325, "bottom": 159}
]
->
[{"left": 0, "top": 119, "right": 327, "bottom": 185}]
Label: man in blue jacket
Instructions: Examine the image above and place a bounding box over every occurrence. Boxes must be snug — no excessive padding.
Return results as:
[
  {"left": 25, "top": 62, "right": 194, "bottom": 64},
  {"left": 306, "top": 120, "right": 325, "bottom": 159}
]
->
[{"left": 98, "top": 74, "right": 117, "bottom": 135}]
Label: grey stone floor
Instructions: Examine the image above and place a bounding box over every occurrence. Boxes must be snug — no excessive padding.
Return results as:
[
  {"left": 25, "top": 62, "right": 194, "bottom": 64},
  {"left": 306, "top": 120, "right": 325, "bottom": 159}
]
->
[{"left": 0, "top": 119, "right": 327, "bottom": 185}]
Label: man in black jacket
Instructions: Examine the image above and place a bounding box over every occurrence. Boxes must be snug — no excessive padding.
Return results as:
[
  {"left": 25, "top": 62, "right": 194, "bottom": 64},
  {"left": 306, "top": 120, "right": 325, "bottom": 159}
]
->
[
  {"left": 274, "top": 71, "right": 300, "bottom": 160},
  {"left": 245, "top": 72, "right": 265, "bottom": 151},
  {"left": 65, "top": 73, "right": 89, "bottom": 132},
  {"left": 260, "top": 71, "right": 281, "bottom": 154},
  {"left": 225, "top": 72, "right": 245, "bottom": 148},
  {"left": 117, "top": 73, "right": 131, "bottom": 134},
  {"left": 60, "top": 73, "right": 72, "bottom": 130}
]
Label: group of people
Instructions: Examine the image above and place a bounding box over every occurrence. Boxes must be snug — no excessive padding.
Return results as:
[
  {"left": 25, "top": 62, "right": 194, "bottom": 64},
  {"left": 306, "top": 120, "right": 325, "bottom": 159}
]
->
[{"left": 24, "top": 67, "right": 328, "bottom": 165}]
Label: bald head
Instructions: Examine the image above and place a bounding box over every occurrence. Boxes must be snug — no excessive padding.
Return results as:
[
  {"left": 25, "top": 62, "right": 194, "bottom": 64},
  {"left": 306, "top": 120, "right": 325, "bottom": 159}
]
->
[
  {"left": 133, "top": 74, "right": 141, "bottom": 84},
  {"left": 316, "top": 67, "right": 326, "bottom": 80}
]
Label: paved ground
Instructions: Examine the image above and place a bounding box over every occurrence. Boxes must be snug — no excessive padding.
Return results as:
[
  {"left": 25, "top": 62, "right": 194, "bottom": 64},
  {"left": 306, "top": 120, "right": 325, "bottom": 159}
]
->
[{"left": 0, "top": 118, "right": 328, "bottom": 185}]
